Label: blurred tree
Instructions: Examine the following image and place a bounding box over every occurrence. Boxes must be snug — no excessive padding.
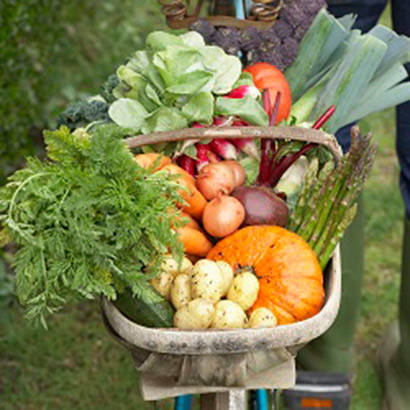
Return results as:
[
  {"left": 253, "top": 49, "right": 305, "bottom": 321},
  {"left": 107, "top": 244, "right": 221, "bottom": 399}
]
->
[{"left": 0, "top": 0, "right": 165, "bottom": 181}]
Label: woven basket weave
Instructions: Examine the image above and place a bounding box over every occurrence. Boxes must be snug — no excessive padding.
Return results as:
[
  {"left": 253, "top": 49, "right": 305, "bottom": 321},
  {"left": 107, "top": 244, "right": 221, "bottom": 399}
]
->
[{"left": 157, "top": 0, "right": 283, "bottom": 29}]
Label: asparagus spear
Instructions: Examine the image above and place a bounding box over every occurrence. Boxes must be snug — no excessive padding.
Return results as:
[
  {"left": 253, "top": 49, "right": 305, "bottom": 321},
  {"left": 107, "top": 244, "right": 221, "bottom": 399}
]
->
[
  {"left": 290, "top": 126, "right": 377, "bottom": 269},
  {"left": 319, "top": 204, "right": 358, "bottom": 269},
  {"left": 288, "top": 157, "right": 319, "bottom": 231}
]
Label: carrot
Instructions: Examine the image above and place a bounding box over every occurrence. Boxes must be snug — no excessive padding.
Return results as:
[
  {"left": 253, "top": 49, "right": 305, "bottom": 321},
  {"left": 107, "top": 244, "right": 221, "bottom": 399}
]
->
[
  {"left": 168, "top": 209, "right": 201, "bottom": 231},
  {"left": 161, "top": 164, "right": 195, "bottom": 185},
  {"left": 134, "top": 153, "right": 172, "bottom": 171},
  {"left": 176, "top": 226, "right": 213, "bottom": 257},
  {"left": 177, "top": 211, "right": 201, "bottom": 231},
  {"left": 161, "top": 164, "right": 207, "bottom": 219}
]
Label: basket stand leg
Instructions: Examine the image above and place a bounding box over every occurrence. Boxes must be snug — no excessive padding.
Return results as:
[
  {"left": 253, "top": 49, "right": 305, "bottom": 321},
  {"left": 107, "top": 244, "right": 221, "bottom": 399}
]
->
[{"left": 200, "top": 390, "right": 247, "bottom": 410}]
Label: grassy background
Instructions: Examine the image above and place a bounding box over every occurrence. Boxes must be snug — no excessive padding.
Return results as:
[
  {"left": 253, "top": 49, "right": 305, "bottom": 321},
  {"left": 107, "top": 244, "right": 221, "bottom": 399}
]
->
[{"left": 0, "top": 2, "right": 404, "bottom": 409}]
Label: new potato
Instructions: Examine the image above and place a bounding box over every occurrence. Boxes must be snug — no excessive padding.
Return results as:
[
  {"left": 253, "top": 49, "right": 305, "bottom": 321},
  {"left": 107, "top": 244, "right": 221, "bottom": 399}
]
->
[
  {"left": 191, "top": 260, "right": 224, "bottom": 303},
  {"left": 150, "top": 271, "right": 173, "bottom": 300},
  {"left": 248, "top": 308, "right": 277, "bottom": 328},
  {"left": 227, "top": 271, "right": 259, "bottom": 310},
  {"left": 216, "top": 261, "right": 234, "bottom": 296},
  {"left": 170, "top": 274, "right": 191, "bottom": 309},
  {"left": 161, "top": 254, "right": 193, "bottom": 277},
  {"left": 211, "top": 300, "right": 247, "bottom": 329},
  {"left": 174, "top": 298, "right": 215, "bottom": 329}
]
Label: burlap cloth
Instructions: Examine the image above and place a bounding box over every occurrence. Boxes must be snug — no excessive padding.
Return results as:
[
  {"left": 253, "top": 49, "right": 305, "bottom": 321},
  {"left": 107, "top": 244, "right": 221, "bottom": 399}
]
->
[{"left": 103, "top": 311, "right": 296, "bottom": 400}]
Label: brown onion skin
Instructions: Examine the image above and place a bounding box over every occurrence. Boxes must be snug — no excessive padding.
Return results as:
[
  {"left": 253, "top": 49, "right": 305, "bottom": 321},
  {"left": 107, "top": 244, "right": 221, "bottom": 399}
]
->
[
  {"left": 202, "top": 195, "right": 245, "bottom": 238},
  {"left": 223, "top": 161, "right": 246, "bottom": 187},
  {"left": 196, "top": 162, "right": 236, "bottom": 200},
  {"left": 232, "top": 186, "right": 289, "bottom": 227}
]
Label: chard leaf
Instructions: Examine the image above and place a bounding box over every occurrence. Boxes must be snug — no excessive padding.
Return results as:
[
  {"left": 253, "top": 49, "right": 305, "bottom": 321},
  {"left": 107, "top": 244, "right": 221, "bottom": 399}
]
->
[
  {"left": 199, "top": 46, "right": 242, "bottom": 94},
  {"left": 114, "top": 66, "right": 157, "bottom": 111},
  {"left": 166, "top": 70, "right": 214, "bottom": 95},
  {"left": 128, "top": 50, "right": 165, "bottom": 92},
  {"left": 145, "top": 84, "right": 163, "bottom": 107},
  {"left": 180, "top": 31, "right": 205, "bottom": 48},
  {"left": 142, "top": 107, "right": 188, "bottom": 134},
  {"left": 146, "top": 31, "right": 183, "bottom": 51},
  {"left": 215, "top": 96, "right": 268, "bottom": 125},
  {"left": 233, "top": 72, "right": 255, "bottom": 88},
  {"left": 153, "top": 46, "right": 202, "bottom": 88},
  {"left": 181, "top": 92, "right": 214, "bottom": 124},
  {"left": 108, "top": 98, "right": 148, "bottom": 131}
]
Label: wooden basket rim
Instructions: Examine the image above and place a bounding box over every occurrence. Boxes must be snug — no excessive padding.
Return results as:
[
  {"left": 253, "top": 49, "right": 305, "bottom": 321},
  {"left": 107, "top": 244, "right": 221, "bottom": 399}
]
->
[{"left": 125, "top": 125, "right": 343, "bottom": 161}]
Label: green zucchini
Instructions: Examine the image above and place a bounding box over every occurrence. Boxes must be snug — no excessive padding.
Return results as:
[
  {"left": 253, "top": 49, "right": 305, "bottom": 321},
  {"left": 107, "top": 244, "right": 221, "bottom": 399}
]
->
[{"left": 113, "top": 282, "right": 175, "bottom": 328}]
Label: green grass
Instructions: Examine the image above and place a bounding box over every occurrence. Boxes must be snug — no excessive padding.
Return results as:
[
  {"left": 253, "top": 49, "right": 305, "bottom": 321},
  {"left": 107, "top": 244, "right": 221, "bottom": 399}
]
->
[{"left": 0, "top": 2, "right": 405, "bottom": 409}]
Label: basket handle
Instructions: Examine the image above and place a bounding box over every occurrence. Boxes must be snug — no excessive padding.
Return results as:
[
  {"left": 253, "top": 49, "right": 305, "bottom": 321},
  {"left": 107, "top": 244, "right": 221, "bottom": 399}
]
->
[{"left": 124, "top": 125, "right": 343, "bottom": 161}]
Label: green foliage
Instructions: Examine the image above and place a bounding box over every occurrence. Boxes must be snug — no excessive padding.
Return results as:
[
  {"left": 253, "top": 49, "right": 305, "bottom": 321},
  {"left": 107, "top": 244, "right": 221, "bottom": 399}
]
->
[
  {"left": 0, "top": 0, "right": 165, "bottom": 182},
  {"left": 0, "top": 125, "right": 184, "bottom": 325}
]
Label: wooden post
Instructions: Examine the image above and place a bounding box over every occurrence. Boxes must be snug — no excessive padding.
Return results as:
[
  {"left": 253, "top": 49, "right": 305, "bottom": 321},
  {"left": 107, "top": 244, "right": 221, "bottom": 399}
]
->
[{"left": 200, "top": 390, "right": 248, "bottom": 410}]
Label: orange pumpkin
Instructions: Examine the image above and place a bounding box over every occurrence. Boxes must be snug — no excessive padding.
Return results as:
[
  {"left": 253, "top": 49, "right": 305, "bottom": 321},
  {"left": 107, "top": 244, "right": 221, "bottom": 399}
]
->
[{"left": 207, "top": 225, "right": 324, "bottom": 325}]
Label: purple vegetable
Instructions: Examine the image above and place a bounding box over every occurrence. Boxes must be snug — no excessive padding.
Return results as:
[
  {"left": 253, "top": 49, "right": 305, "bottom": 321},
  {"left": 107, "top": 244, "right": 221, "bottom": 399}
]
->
[{"left": 232, "top": 186, "right": 289, "bottom": 227}]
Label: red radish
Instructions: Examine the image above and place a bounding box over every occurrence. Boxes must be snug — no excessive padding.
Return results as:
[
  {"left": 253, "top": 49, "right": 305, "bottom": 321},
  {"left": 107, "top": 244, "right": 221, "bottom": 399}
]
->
[
  {"left": 227, "top": 85, "right": 260, "bottom": 99},
  {"left": 229, "top": 138, "right": 259, "bottom": 159},
  {"left": 196, "top": 143, "right": 211, "bottom": 171},
  {"left": 209, "top": 139, "right": 237, "bottom": 160},
  {"left": 176, "top": 155, "right": 196, "bottom": 177},
  {"left": 213, "top": 116, "right": 233, "bottom": 127}
]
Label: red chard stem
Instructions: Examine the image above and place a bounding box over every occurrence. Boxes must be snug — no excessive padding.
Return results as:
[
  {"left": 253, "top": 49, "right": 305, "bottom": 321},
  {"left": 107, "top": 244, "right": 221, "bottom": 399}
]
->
[
  {"left": 268, "top": 143, "right": 316, "bottom": 187},
  {"left": 312, "top": 105, "right": 336, "bottom": 130},
  {"left": 270, "top": 91, "right": 282, "bottom": 126}
]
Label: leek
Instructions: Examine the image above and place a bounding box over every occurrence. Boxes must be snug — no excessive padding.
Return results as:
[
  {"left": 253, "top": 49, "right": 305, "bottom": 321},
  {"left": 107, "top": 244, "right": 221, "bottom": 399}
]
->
[
  {"left": 309, "top": 34, "right": 387, "bottom": 133},
  {"left": 285, "top": 9, "right": 351, "bottom": 100},
  {"left": 288, "top": 12, "right": 410, "bottom": 134}
]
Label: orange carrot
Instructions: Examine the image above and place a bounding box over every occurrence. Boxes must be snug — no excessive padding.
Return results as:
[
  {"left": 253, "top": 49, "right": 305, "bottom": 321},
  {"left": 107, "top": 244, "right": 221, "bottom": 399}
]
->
[
  {"left": 134, "top": 153, "right": 172, "bottom": 171},
  {"left": 168, "top": 209, "right": 201, "bottom": 231},
  {"left": 161, "top": 164, "right": 207, "bottom": 219},
  {"left": 176, "top": 226, "right": 213, "bottom": 257},
  {"left": 178, "top": 211, "right": 201, "bottom": 230},
  {"left": 161, "top": 164, "right": 195, "bottom": 185}
]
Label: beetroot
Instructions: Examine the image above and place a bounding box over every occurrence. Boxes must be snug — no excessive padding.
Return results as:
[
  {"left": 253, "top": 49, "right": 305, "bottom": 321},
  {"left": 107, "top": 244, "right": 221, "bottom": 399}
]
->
[{"left": 232, "top": 186, "right": 289, "bottom": 227}]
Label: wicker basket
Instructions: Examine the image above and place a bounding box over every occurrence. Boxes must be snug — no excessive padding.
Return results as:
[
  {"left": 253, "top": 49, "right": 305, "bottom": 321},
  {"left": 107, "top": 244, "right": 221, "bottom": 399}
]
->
[
  {"left": 102, "top": 126, "right": 343, "bottom": 400},
  {"left": 157, "top": 0, "right": 283, "bottom": 29}
]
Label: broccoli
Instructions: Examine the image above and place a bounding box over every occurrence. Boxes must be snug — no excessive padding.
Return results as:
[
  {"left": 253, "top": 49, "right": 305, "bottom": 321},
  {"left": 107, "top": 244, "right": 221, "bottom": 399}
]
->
[
  {"left": 56, "top": 100, "right": 109, "bottom": 130},
  {"left": 101, "top": 74, "right": 119, "bottom": 103},
  {"left": 190, "top": 0, "right": 326, "bottom": 70}
]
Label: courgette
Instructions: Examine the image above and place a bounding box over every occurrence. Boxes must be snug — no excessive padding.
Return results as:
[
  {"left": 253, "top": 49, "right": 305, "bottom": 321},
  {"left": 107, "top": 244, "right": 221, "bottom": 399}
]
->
[{"left": 114, "top": 281, "right": 175, "bottom": 328}]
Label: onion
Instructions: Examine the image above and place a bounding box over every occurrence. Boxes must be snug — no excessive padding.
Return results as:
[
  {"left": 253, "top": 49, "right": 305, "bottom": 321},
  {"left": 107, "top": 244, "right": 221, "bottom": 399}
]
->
[
  {"left": 232, "top": 186, "right": 289, "bottom": 227},
  {"left": 223, "top": 161, "right": 246, "bottom": 187},
  {"left": 202, "top": 195, "right": 245, "bottom": 238},
  {"left": 196, "top": 163, "right": 235, "bottom": 200}
]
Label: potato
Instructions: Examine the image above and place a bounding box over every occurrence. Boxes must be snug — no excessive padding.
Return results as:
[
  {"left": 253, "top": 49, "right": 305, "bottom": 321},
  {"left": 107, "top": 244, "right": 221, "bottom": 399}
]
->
[
  {"left": 248, "top": 308, "right": 277, "bottom": 328},
  {"left": 174, "top": 298, "right": 215, "bottom": 329},
  {"left": 191, "top": 259, "right": 224, "bottom": 303},
  {"left": 211, "top": 300, "right": 247, "bottom": 329},
  {"left": 227, "top": 271, "right": 259, "bottom": 310},
  {"left": 170, "top": 274, "right": 191, "bottom": 309},
  {"left": 161, "top": 254, "right": 179, "bottom": 276},
  {"left": 179, "top": 257, "right": 193, "bottom": 276},
  {"left": 216, "top": 261, "right": 234, "bottom": 296},
  {"left": 150, "top": 271, "right": 173, "bottom": 300},
  {"left": 161, "top": 254, "right": 193, "bottom": 277}
]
